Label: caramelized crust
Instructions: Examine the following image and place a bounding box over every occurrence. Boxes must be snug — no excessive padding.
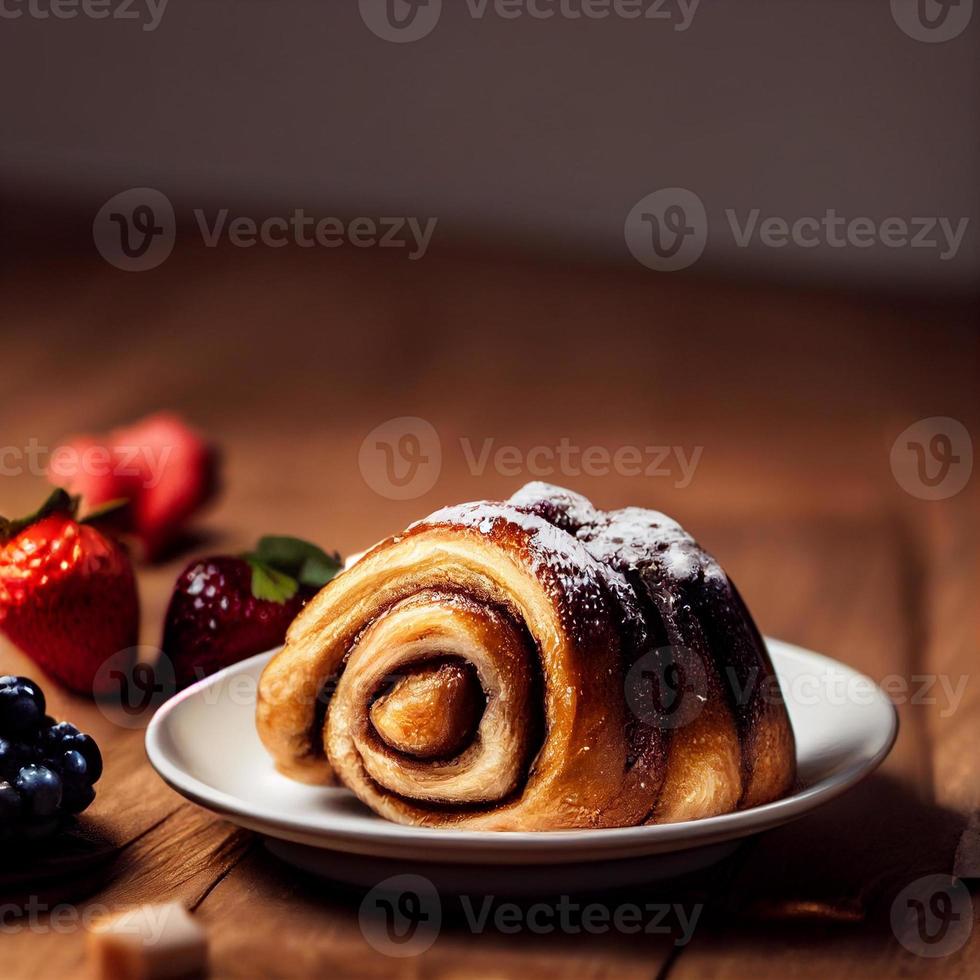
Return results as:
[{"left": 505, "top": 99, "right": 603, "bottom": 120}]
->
[{"left": 255, "top": 483, "right": 796, "bottom": 829}]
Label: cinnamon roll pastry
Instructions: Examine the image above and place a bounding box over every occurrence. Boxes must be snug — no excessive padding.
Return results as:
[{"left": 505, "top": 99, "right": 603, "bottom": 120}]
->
[{"left": 256, "top": 483, "right": 795, "bottom": 830}]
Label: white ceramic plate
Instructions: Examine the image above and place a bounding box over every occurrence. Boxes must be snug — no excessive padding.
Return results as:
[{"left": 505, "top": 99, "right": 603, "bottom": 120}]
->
[{"left": 146, "top": 640, "right": 896, "bottom": 885}]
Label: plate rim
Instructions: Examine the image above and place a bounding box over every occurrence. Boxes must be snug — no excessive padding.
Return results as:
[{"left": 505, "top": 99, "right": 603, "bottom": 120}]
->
[{"left": 145, "top": 638, "right": 898, "bottom": 862}]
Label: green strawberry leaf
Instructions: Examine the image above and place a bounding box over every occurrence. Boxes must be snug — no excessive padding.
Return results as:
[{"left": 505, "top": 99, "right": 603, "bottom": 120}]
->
[
  {"left": 0, "top": 488, "right": 79, "bottom": 542},
  {"left": 247, "top": 559, "right": 300, "bottom": 604},
  {"left": 80, "top": 498, "right": 133, "bottom": 531},
  {"left": 253, "top": 536, "right": 342, "bottom": 588},
  {"left": 297, "top": 551, "right": 343, "bottom": 589}
]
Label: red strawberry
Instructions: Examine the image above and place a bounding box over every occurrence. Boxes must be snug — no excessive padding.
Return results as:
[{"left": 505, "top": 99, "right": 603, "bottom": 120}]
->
[
  {"left": 0, "top": 491, "right": 140, "bottom": 695},
  {"left": 49, "top": 412, "right": 218, "bottom": 562},
  {"left": 162, "top": 537, "right": 341, "bottom": 689}
]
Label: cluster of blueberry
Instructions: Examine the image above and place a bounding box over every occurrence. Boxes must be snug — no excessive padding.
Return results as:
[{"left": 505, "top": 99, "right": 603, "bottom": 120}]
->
[{"left": 0, "top": 676, "right": 102, "bottom": 840}]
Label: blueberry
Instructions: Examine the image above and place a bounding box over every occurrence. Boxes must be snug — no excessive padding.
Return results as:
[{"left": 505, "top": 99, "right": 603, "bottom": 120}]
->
[
  {"left": 0, "top": 738, "right": 23, "bottom": 780},
  {"left": 17, "top": 740, "right": 41, "bottom": 764},
  {"left": 62, "top": 749, "right": 88, "bottom": 781},
  {"left": 62, "top": 781, "right": 95, "bottom": 815},
  {"left": 50, "top": 720, "right": 80, "bottom": 738},
  {"left": 0, "top": 683, "right": 45, "bottom": 736},
  {"left": 0, "top": 781, "right": 22, "bottom": 827},
  {"left": 60, "top": 748, "right": 98, "bottom": 813},
  {"left": 0, "top": 738, "right": 40, "bottom": 781},
  {"left": 43, "top": 721, "right": 80, "bottom": 748},
  {"left": 7, "top": 676, "right": 44, "bottom": 710},
  {"left": 71, "top": 734, "right": 102, "bottom": 784},
  {"left": 15, "top": 765, "right": 62, "bottom": 818},
  {"left": 37, "top": 722, "right": 102, "bottom": 782}
]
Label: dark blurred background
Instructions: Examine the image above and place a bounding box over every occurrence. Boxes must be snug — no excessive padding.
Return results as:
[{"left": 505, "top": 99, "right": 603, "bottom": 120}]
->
[
  {"left": 1, "top": 0, "right": 978, "bottom": 601},
  {"left": 2, "top": 1, "right": 978, "bottom": 285}
]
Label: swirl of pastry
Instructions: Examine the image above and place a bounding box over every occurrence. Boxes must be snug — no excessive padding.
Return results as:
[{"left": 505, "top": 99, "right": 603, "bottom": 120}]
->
[{"left": 256, "top": 483, "right": 795, "bottom": 830}]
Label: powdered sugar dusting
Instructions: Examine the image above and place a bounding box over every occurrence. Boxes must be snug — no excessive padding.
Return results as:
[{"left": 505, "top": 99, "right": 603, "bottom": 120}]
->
[
  {"left": 508, "top": 483, "right": 725, "bottom": 589},
  {"left": 414, "top": 483, "right": 733, "bottom": 650},
  {"left": 419, "top": 498, "right": 643, "bottom": 648}
]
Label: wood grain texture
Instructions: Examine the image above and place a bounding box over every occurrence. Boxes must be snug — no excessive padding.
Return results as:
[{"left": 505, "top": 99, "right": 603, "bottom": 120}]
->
[
  {"left": 1, "top": 234, "right": 977, "bottom": 978},
  {"left": 668, "top": 505, "right": 980, "bottom": 978}
]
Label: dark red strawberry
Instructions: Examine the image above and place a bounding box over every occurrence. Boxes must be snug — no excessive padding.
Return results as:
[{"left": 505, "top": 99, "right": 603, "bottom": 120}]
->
[
  {"left": 0, "top": 491, "right": 139, "bottom": 695},
  {"left": 162, "top": 537, "right": 341, "bottom": 689}
]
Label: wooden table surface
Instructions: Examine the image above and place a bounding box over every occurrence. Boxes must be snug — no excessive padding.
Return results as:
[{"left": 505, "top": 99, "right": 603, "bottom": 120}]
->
[{"left": 1, "top": 234, "right": 978, "bottom": 978}]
